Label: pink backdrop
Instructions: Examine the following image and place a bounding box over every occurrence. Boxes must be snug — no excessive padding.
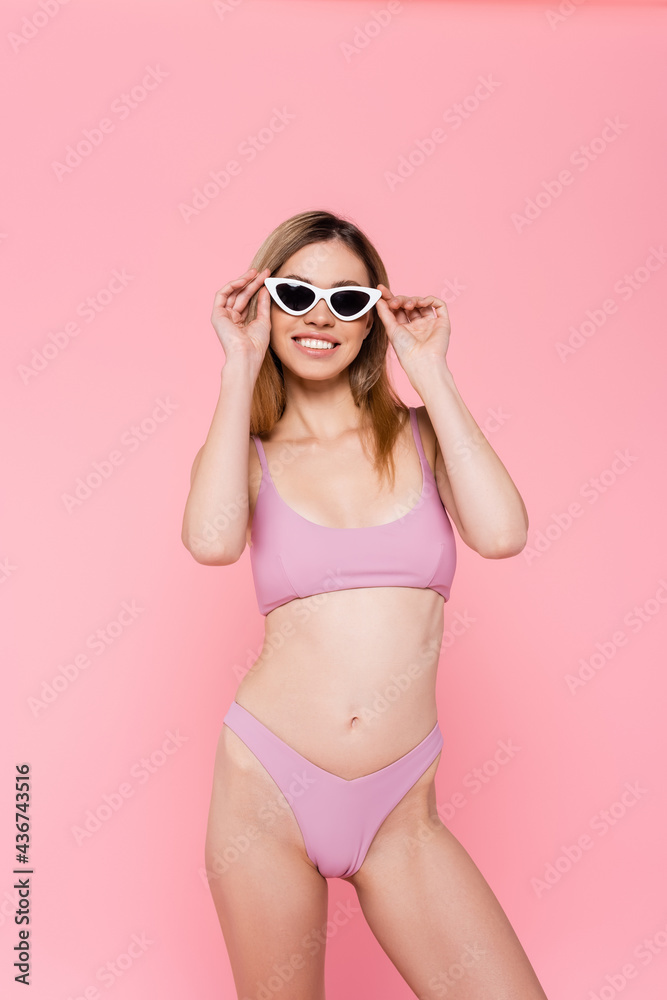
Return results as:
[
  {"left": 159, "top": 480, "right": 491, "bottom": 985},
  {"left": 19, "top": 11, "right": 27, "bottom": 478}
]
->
[{"left": 4, "top": 1, "right": 667, "bottom": 998}]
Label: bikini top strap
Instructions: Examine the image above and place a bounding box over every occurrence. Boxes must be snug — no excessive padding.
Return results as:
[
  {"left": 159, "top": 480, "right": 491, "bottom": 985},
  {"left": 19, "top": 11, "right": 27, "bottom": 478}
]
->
[
  {"left": 251, "top": 434, "right": 270, "bottom": 475},
  {"left": 408, "top": 406, "right": 427, "bottom": 466}
]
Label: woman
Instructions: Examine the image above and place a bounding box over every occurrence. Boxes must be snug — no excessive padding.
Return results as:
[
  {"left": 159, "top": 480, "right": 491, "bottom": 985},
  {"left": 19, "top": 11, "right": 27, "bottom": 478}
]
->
[{"left": 182, "top": 211, "right": 549, "bottom": 1000}]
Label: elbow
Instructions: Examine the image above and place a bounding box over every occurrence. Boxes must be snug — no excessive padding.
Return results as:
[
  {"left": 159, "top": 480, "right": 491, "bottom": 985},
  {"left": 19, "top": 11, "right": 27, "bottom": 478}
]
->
[
  {"left": 476, "top": 529, "right": 528, "bottom": 559},
  {"left": 181, "top": 531, "right": 245, "bottom": 566}
]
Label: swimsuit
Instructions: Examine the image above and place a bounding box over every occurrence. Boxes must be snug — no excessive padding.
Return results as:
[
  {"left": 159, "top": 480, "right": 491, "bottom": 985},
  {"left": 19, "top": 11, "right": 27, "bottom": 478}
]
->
[
  {"left": 223, "top": 700, "right": 444, "bottom": 879},
  {"left": 248, "top": 405, "right": 456, "bottom": 615},
  {"left": 222, "top": 406, "right": 456, "bottom": 878}
]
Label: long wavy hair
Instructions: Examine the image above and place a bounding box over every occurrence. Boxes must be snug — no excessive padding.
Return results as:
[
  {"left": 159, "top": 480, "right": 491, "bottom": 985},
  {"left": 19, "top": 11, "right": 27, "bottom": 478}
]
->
[{"left": 244, "top": 210, "right": 409, "bottom": 487}]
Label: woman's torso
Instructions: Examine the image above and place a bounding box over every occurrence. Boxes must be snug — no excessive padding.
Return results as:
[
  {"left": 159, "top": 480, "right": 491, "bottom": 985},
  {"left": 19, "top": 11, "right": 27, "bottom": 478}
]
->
[{"left": 234, "top": 407, "right": 450, "bottom": 779}]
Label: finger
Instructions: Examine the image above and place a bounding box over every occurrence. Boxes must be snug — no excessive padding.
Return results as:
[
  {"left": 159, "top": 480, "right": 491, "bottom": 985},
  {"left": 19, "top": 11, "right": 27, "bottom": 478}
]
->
[
  {"left": 375, "top": 294, "right": 398, "bottom": 315},
  {"left": 230, "top": 271, "right": 268, "bottom": 314},
  {"left": 214, "top": 267, "right": 266, "bottom": 300},
  {"left": 391, "top": 294, "right": 423, "bottom": 309},
  {"left": 376, "top": 296, "right": 409, "bottom": 327},
  {"left": 214, "top": 273, "right": 254, "bottom": 297},
  {"left": 402, "top": 294, "right": 447, "bottom": 311},
  {"left": 407, "top": 295, "right": 448, "bottom": 312},
  {"left": 393, "top": 294, "right": 446, "bottom": 321},
  {"left": 379, "top": 288, "right": 431, "bottom": 323},
  {"left": 408, "top": 300, "right": 438, "bottom": 318},
  {"left": 257, "top": 283, "right": 271, "bottom": 318},
  {"left": 215, "top": 267, "right": 269, "bottom": 310},
  {"left": 374, "top": 296, "right": 397, "bottom": 328},
  {"left": 379, "top": 290, "right": 407, "bottom": 311},
  {"left": 378, "top": 284, "right": 403, "bottom": 309},
  {"left": 385, "top": 295, "right": 412, "bottom": 324},
  {"left": 417, "top": 298, "right": 449, "bottom": 321},
  {"left": 387, "top": 295, "right": 414, "bottom": 321}
]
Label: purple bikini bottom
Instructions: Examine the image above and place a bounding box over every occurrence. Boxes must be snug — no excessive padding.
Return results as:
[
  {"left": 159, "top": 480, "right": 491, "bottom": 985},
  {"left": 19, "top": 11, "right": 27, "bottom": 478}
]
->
[{"left": 222, "top": 700, "right": 444, "bottom": 879}]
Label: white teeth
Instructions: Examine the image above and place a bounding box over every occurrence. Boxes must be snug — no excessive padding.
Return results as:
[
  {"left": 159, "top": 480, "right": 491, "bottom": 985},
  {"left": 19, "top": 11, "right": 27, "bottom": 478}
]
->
[{"left": 294, "top": 338, "right": 337, "bottom": 350}]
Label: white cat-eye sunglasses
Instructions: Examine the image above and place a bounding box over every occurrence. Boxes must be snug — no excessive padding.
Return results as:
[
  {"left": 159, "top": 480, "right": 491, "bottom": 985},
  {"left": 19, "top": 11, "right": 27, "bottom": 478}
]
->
[{"left": 264, "top": 277, "right": 382, "bottom": 322}]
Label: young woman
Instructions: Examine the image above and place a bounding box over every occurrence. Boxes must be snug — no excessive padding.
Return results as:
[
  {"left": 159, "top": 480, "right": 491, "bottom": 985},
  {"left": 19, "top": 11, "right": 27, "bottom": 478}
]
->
[{"left": 182, "top": 211, "right": 549, "bottom": 1000}]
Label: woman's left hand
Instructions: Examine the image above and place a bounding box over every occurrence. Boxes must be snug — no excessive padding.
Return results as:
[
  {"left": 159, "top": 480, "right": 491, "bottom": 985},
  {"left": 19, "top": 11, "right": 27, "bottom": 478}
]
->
[{"left": 374, "top": 283, "right": 451, "bottom": 385}]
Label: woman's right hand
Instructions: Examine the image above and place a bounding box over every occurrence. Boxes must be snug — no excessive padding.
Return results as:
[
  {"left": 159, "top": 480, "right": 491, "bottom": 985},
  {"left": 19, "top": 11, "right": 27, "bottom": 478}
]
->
[{"left": 210, "top": 266, "right": 272, "bottom": 376}]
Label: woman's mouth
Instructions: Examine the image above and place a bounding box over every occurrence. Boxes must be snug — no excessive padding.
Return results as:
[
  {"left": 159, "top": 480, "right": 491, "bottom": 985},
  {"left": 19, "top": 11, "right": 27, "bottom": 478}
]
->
[{"left": 292, "top": 336, "right": 340, "bottom": 355}]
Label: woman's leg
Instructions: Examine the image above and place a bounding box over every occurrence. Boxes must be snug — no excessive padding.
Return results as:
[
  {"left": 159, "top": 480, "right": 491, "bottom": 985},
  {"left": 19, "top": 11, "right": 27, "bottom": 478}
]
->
[
  {"left": 344, "top": 756, "right": 550, "bottom": 1000},
  {"left": 205, "top": 724, "right": 330, "bottom": 1000}
]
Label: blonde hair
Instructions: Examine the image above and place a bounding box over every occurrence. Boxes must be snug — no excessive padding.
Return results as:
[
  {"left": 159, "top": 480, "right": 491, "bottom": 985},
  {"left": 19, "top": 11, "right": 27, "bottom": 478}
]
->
[{"left": 244, "top": 209, "right": 410, "bottom": 487}]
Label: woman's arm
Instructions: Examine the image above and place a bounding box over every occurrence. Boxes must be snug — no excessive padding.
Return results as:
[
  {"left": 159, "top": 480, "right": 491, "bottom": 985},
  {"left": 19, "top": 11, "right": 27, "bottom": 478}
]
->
[
  {"left": 374, "top": 285, "right": 527, "bottom": 559},
  {"left": 182, "top": 266, "right": 271, "bottom": 565},
  {"left": 181, "top": 361, "right": 257, "bottom": 565},
  {"left": 418, "top": 364, "right": 529, "bottom": 558}
]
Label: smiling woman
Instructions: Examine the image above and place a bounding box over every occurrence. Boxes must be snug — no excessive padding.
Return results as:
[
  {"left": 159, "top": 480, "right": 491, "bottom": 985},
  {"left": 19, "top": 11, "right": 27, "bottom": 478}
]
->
[{"left": 182, "top": 210, "right": 544, "bottom": 1000}]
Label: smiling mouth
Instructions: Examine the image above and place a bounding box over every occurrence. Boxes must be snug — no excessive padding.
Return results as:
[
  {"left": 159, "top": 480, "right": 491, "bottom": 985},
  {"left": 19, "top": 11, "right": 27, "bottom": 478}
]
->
[{"left": 292, "top": 336, "right": 340, "bottom": 350}]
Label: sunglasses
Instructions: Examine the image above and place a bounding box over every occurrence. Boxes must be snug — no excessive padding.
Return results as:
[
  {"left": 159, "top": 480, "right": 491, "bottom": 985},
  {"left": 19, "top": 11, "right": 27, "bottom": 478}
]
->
[{"left": 264, "top": 277, "right": 382, "bottom": 322}]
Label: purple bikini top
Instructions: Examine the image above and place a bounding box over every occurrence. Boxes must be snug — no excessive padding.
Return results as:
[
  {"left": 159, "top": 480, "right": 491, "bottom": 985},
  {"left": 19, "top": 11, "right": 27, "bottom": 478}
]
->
[{"left": 249, "top": 406, "right": 456, "bottom": 616}]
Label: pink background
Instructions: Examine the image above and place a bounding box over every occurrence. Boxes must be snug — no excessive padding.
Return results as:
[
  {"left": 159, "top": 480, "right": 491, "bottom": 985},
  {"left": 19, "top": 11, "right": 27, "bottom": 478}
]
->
[{"left": 3, "top": 1, "right": 667, "bottom": 997}]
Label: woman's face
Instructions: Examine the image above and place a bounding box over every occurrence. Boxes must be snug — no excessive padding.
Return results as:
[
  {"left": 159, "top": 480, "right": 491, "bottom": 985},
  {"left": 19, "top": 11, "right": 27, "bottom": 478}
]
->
[{"left": 267, "top": 241, "right": 375, "bottom": 379}]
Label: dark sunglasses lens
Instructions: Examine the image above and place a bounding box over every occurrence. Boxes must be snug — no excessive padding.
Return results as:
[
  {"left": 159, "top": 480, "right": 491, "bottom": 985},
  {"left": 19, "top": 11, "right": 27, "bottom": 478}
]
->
[
  {"left": 275, "top": 282, "right": 316, "bottom": 312},
  {"left": 331, "top": 289, "right": 371, "bottom": 317}
]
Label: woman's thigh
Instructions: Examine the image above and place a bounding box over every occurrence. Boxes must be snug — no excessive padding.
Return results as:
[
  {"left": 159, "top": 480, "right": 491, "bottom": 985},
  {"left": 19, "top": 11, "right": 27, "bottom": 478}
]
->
[
  {"left": 345, "top": 759, "right": 549, "bottom": 1000},
  {"left": 205, "top": 725, "right": 329, "bottom": 1000}
]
